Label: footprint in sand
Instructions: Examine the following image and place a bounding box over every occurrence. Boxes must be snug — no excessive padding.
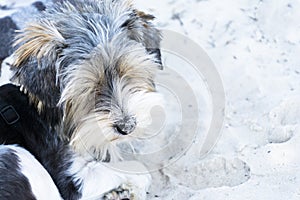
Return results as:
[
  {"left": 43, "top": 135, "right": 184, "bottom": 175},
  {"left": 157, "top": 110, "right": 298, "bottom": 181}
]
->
[
  {"left": 164, "top": 156, "right": 251, "bottom": 190},
  {"left": 268, "top": 96, "right": 300, "bottom": 144}
]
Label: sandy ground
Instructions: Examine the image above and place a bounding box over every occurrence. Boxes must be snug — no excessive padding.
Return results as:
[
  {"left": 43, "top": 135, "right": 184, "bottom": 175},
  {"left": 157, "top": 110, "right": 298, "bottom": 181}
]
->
[
  {"left": 134, "top": 1, "right": 300, "bottom": 199},
  {"left": 1, "top": 0, "right": 300, "bottom": 199}
]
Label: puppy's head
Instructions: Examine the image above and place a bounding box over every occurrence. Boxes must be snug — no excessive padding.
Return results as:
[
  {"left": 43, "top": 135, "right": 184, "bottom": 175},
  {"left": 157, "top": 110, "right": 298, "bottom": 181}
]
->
[
  {"left": 12, "top": 0, "right": 163, "bottom": 162},
  {"left": 61, "top": 39, "right": 163, "bottom": 162}
]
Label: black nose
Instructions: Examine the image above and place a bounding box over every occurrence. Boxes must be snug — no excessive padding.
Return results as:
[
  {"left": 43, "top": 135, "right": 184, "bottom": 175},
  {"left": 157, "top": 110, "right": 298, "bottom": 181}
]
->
[{"left": 114, "top": 116, "right": 137, "bottom": 135}]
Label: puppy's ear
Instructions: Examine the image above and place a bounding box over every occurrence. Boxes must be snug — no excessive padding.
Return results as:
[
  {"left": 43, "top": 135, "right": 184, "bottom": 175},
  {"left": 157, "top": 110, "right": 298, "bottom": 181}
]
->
[
  {"left": 13, "top": 20, "right": 65, "bottom": 69},
  {"left": 11, "top": 20, "right": 65, "bottom": 116},
  {"left": 136, "top": 11, "right": 163, "bottom": 69},
  {"left": 124, "top": 10, "right": 163, "bottom": 70}
]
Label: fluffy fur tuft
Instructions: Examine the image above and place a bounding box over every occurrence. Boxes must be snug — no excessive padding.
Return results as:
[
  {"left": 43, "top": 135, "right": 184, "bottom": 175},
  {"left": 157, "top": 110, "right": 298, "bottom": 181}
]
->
[{"left": 13, "top": 20, "right": 65, "bottom": 68}]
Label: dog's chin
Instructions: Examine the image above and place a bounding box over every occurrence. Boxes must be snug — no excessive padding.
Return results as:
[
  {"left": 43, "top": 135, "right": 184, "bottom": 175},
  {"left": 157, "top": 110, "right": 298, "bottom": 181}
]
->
[
  {"left": 69, "top": 120, "right": 145, "bottom": 163},
  {"left": 70, "top": 121, "right": 118, "bottom": 162}
]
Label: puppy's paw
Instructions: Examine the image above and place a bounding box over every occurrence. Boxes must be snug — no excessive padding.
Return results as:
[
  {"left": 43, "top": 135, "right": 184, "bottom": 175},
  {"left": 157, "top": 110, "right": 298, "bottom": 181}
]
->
[
  {"left": 103, "top": 161, "right": 152, "bottom": 200},
  {"left": 103, "top": 184, "right": 133, "bottom": 200}
]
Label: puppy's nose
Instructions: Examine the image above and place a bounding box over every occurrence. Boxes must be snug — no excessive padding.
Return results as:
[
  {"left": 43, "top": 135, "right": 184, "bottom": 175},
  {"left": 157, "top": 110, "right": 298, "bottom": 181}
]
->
[{"left": 115, "top": 116, "right": 137, "bottom": 135}]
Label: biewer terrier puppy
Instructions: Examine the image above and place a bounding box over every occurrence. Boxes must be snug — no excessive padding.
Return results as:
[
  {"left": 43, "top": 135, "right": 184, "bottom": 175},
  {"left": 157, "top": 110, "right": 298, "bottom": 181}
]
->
[
  {"left": 4, "top": 0, "right": 163, "bottom": 199},
  {"left": 12, "top": 0, "right": 163, "bottom": 162}
]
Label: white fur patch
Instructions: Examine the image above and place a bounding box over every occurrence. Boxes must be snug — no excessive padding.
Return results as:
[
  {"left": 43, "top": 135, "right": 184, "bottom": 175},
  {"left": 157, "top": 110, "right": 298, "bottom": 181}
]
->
[{"left": 7, "top": 145, "right": 62, "bottom": 200}]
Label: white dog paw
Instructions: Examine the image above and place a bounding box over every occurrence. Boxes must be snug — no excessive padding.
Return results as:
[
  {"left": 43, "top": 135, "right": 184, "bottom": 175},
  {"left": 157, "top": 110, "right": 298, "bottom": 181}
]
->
[
  {"left": 103, "top": 184, "right": 133, "bottom": 200},
  {"left": 103, "top": 161, "right": 152, "bottom": 200}
]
